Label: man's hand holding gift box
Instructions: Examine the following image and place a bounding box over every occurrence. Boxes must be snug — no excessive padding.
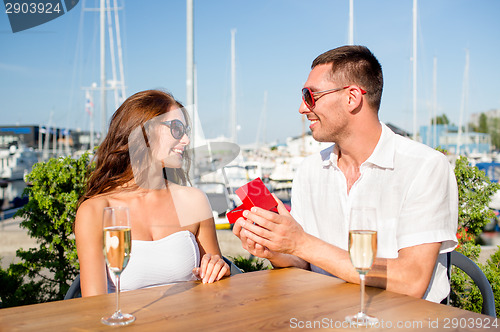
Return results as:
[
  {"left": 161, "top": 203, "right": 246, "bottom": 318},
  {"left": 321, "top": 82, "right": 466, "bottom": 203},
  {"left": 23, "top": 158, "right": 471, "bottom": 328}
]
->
[{"left": 226, "top": 178, "right": 277, "bottom": 224}]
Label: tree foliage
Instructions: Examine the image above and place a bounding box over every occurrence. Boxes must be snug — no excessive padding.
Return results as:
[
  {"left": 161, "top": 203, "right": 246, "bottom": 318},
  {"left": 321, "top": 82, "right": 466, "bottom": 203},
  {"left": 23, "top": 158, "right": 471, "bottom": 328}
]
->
[
  {"left": 450, "top": 155, "right": 500, "bottom": 317},
  {"left": 229, "top": 255, "right": 269, "bottom": 272},
  {"left": 432, "top": 114, "right": 450, "bottom": 125},
  {"left": 490, "top": 118, "right": 500, "bottom": 150},
  {"left": 481, "top": 247, "right": 500, "bottom": 317},
  {"left": 452, "top": 243, "right": 500, "bottom": 318},
  {"left": 454, "top": 156, "right": 499, "bottom": 239},
  {"left": 0, "top": 153, "right": 92, "bottom": 307},
  {"left": 469, "top": 113, "right": 500, "bottom": 149},
  {"left": 478, "top": 113, "right": 489, "bottom": 134}
]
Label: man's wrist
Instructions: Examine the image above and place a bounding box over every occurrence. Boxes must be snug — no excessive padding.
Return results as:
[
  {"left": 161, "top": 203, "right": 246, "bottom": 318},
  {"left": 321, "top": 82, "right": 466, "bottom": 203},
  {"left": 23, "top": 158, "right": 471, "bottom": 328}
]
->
[{"left": 291, "top": 230, "right": 310, "bottom": 259}]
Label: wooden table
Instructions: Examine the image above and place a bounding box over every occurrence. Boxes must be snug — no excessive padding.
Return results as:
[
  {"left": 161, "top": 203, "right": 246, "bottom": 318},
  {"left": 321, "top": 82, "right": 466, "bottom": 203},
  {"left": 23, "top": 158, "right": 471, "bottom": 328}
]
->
[{"left": 0, "top": 268, "right": 496, "bottom": 331}]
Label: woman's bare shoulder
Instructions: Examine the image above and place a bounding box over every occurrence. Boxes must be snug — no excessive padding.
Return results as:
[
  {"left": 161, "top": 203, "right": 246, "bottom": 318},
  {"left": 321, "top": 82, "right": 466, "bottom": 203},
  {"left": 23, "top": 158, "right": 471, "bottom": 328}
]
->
[
  {"left": 185, "top": 185, "right": 209, "bottom": 199},
  {"left": 75, "top": 196, "right": 110, "bottom": 228},
  {"left": 184, "top": 186, "right": 212, "bottom": 209},
  {"left": 170, "top": 184, "right": 209, "bottom": 202},
  {"left": 78, "top": 196, "right": 109, "bottom": 213},
  {"left": 169, "top": 185, "right": 213, "bottom": 223}
]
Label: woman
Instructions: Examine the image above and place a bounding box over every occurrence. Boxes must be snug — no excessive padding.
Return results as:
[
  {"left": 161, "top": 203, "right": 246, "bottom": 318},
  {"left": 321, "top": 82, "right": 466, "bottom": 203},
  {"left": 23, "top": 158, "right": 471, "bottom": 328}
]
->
[{"left": 75, "top": 90, "right": 229, "bottom": 297}]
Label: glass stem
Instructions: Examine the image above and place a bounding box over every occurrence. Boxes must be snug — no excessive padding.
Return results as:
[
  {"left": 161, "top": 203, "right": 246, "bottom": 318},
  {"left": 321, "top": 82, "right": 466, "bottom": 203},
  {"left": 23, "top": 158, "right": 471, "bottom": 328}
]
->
[
  {"left": 359, "top": 273, "right": 366, "bottom": 315},
  {"left": 115, "top": 273, "right": 121, "bottom": 315}
]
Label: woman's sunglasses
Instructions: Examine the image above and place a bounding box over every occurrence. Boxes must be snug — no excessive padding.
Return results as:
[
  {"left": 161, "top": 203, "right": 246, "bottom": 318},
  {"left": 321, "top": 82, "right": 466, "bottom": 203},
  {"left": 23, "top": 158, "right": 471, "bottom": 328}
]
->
[
  {"left": 161, "top": 119, "right": 190, "bottom": 139},
  {"left": 301, "top": 85, "right": 366, "bottom": 110}
]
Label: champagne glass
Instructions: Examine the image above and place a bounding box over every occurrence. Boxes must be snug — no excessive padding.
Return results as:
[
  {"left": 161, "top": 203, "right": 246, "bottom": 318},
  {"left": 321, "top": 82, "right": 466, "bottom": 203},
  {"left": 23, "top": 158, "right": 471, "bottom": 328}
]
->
[
  {"left": 345, "top": 207, "right": 379, "bottom": 327},
  {"left": 101, "top": 206, "right": 135, "bottom": 326}
]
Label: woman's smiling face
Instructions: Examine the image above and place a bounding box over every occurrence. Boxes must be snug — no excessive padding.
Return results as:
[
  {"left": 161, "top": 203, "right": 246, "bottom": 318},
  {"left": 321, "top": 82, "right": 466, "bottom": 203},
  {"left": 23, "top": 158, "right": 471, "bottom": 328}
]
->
[{"left": 149, "top": 107, "right": 190, "bottom": 169}]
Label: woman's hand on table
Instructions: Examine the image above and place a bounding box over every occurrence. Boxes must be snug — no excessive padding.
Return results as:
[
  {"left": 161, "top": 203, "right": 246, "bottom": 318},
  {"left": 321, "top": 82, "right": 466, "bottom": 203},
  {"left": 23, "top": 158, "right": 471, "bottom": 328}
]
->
[{"left": 193, "top": 253, "right": 230, "bottom": 283}]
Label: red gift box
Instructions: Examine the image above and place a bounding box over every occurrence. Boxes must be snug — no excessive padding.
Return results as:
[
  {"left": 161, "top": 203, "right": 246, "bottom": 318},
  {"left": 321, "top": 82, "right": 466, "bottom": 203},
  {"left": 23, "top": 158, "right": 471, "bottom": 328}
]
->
[
  {"left": 236, "top": 177, "right": 277, "bottom": 211},
  {"left": 227, "top": 205, "right": 245, "bottom": 224},
  {"left": 227, "top": 178, "right": 277, "bottom": 224}
]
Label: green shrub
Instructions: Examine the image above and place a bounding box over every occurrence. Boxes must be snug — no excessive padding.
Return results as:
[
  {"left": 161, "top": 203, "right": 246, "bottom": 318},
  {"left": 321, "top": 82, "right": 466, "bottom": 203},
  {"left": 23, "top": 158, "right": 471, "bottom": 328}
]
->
[
  {"left": 0, "top": 153, "right": 92, "bottom": 307},
  {"left": 229, "top": 255, "right": 270, "bottom": 272},
  {"left": 454, "top": 156, "right": 500, "bottom": 242},
  {"left": 480, "top": 246, "right": 500, "bottom": 317},
  {"left": 450, "top": 242, "right": 483, "bottom": 314},
  {"left": 450, "top": 155, "right": 500, "bottom": 317},
  {"left": 451, "top": 243, "right": 500, "bottom": 317}
]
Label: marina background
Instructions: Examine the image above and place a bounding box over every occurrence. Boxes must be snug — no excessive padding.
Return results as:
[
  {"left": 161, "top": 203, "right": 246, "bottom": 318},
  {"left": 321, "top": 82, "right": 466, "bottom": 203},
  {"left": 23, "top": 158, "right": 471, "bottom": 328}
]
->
[
  {"left": 1, "top": 0, "right": 500, "bottom": 146},
  {"left": 1, "top": 0, "right": 500, "bottom": 231}
]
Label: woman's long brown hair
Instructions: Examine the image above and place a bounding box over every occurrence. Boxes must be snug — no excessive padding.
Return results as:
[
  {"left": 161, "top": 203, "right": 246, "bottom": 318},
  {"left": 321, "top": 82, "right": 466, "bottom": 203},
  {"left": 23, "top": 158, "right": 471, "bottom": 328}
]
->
[{"left": 79, "top": 90, "right": 190, "bottom": 205}]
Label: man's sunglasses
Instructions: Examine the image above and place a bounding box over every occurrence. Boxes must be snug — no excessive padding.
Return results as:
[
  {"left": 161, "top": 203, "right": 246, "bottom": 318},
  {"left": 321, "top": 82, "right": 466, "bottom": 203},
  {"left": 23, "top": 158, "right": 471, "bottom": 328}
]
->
[
  {"left": 301, "top": 85, "right": 367, "bottom": 110},
  {"left": 161, "top": 119, "right": 190, "bottom": 139}
]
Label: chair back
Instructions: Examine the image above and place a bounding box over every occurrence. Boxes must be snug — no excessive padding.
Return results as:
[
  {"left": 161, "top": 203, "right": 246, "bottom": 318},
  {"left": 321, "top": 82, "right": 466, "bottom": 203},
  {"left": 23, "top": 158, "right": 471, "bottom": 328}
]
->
[
  {"left": 444, "top": 251, "right": 496, "bottom": 317},
  {"left": 223, "top": 256, "right": 243, "bottom": 275},
  {"left": 64, "top": 274, "right": 81, "bottom": 300}
]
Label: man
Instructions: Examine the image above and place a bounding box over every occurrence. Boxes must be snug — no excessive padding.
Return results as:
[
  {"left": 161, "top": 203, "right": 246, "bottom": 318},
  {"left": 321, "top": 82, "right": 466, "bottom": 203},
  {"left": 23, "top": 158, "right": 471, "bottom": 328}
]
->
[{"left": 233, "top": 45, "right": 458, "bottom": 302}]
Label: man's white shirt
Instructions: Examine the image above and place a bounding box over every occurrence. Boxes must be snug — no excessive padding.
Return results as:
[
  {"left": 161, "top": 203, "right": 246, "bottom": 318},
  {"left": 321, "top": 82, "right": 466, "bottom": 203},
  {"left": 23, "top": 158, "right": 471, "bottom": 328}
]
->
[{"left": 290, "top": 123, "right": 458, "bottom": 302}]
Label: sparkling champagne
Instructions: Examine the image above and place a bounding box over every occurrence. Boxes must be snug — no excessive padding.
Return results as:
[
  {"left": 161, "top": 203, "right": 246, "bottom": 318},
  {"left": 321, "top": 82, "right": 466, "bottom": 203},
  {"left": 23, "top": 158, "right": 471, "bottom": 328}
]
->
[
  {"left": 103, "top": 226, "right": 131, "bottom": 274},
  {"left": 349, "top": 230, "right": 377, "bottom": 274}
]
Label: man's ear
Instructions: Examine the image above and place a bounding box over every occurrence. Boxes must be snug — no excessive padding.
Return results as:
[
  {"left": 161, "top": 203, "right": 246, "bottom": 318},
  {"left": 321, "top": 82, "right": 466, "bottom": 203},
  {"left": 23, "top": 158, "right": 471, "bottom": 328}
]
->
[{"left": 346, "top": 86, "right": 364, "bottom": 112}]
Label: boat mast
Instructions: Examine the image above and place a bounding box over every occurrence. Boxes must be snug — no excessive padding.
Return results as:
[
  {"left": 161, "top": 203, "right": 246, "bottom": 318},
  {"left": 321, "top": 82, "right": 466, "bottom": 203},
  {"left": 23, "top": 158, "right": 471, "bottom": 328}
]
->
[
  {"left": 230, "top": 29, "right": 237, "bottom": 144},
  {"left": 186, "top": 0, "right": 198, "bottom": 179},
  {"left": 186, "top": 0, "right": 198, "bottom": 154},
  {"left": 100, "top": 0, "right": 106, "bottom": 139},
  {"left": 464, "top": 49, "right": 470, "bottom": 154},
  {"left": 412, "top": 0, "right": 417, "bottom": 141},
  {"left": 186, "top": 0, "right": 194, "bottom": 109},
  {"left": 80, "top": 0, "right": 125, "bottom": 149},
  {"left": 457, "top": 49, "right": 470, "bottom": 155},
  {"left": 113, "top": 0, "right": 126, "bottom": 104},
  {"left": 37, "top": 125, "right": 42, "bottom": 153},
  {"left": 106, "top": 0, "right": 119, "bottom": 110},
  {"left": 43, "top": 111, "right": 53, "bottom": 161},
  {"left": 256, "top": 91, "right": 268, "bottom": 147},
  {"left": 432, "top": 57, "right": 437, "bottom": 148},
  {"left": 348, "top": 0, "right": 354, "bottom": 45},
  {"left": 85, "top": 87, "right": 95, "bottom": 151}
]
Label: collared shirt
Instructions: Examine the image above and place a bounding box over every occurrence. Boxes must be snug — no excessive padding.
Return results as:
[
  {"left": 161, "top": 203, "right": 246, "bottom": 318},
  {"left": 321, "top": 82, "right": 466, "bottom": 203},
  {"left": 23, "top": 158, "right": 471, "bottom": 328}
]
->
[{"left": 290, "top": 123, "right": 458, "bottom": 302}]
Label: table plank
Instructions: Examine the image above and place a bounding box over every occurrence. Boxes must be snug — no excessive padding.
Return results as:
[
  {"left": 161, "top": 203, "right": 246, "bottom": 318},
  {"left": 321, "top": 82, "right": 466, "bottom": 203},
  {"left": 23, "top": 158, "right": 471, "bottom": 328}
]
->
[{"left": 0, "top": 268, "right": 495, "bottom": 331}]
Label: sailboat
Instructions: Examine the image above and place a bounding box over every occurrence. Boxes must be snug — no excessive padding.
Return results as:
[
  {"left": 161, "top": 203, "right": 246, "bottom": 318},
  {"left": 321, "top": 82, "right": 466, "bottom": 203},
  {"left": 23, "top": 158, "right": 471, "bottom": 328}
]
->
[
  {"left": 74, "top": 0, "right": 126, "bottom": 155},
  {"left": 185, "top": 1, "right": 243, "bottom": 229},
  {"left": 0, "top": 145, "right": 38, "bottom": 180}
]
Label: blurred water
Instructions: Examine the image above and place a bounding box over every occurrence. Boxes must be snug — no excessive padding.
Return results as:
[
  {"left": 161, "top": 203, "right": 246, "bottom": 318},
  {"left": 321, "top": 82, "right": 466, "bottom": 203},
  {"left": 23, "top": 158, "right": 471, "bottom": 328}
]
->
[{"left": 0, "top": 180, "right": 27, "bottom": 212}]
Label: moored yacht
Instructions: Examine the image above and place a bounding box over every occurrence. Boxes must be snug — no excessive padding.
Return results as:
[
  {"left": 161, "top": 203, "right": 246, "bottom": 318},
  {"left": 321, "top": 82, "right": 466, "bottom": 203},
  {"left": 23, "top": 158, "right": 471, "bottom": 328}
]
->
[{"left": 0, "top": 145, "right": 39, "bottom": 180}]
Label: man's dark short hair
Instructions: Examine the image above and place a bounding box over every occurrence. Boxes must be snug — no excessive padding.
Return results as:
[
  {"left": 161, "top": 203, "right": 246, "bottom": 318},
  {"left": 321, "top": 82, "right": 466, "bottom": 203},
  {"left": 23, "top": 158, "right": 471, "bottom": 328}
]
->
[{"left": 312, "top": 45, "right": 383, "bottom": 111}]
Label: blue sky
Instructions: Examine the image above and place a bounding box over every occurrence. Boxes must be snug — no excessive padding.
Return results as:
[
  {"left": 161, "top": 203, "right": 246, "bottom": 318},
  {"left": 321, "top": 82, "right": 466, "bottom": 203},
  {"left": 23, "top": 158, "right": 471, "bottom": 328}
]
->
[{"left": 1, "top": 0, "right": 500, "bottom": 145}]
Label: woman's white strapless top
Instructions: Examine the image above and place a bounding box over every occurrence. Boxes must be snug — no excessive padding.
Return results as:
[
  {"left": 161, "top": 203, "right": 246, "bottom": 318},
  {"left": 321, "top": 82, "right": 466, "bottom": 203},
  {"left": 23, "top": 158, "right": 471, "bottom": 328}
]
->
[{"left": 107, "top": 230, "right": 200, "bottom": 292}]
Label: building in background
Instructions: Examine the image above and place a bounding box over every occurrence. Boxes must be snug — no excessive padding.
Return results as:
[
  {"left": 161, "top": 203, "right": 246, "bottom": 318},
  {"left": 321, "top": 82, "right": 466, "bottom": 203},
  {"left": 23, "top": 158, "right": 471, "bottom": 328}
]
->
[
  {"left": 469, "top": 109, "right": 500, "bottom": 128},
  {"left": 419, "top": 124, "right": 491, "bottom": 155},
  {"left": 0, "top": 125, "right": 97, "bottom": 153}
]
